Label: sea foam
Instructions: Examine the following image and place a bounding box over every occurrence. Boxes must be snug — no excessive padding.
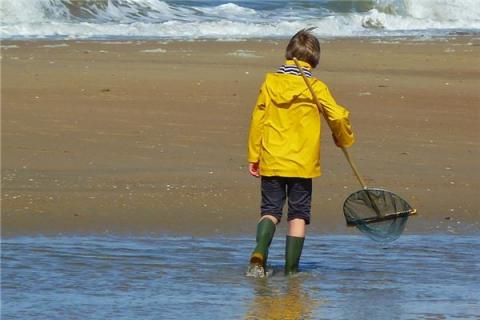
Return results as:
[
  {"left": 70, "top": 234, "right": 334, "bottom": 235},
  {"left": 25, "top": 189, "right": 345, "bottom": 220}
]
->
[{"left": 0, "top": 0, "right": 479, "bottom": 39}]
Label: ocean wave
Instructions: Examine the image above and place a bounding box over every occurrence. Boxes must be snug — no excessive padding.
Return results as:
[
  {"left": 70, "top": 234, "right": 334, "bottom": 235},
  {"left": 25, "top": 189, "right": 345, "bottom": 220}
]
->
[{"left": 1, "top": 0, "right": 479, "bottom": 39}]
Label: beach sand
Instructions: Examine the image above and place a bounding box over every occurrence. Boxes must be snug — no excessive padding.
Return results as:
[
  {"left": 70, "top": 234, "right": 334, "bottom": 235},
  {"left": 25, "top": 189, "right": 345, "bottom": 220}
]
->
[{"left": 1, "top": 37, "right": 479, "bottom": 236}]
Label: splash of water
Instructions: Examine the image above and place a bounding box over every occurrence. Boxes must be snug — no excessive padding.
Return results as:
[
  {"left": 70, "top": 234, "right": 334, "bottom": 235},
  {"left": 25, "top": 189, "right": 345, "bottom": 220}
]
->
[{"left": 246, "top": 263, "right": 276, "bottom": 278}]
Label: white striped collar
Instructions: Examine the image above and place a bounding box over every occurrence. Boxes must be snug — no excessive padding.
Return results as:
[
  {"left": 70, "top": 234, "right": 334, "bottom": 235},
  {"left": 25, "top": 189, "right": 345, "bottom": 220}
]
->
[{"left": 276, "top": 65, "right": 312, "bottom": 77}]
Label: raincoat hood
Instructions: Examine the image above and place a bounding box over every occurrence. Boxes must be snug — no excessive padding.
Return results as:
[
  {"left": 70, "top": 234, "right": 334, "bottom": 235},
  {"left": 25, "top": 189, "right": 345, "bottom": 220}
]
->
[
  {"left": 264, "top": 75, "right": 309, "bottom": 106},
  {"left": 264, "top": 60, "right": 313, "bottom": 106}
]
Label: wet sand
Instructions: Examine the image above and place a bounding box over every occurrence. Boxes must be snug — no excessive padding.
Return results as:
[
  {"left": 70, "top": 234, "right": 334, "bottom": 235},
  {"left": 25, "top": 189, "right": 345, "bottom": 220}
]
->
[{"left": 1, "top": 37, "right": 479, "bottom": 236}]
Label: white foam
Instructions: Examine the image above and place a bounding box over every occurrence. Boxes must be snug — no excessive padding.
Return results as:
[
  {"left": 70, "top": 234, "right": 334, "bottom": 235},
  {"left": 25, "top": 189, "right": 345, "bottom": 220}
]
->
[
  {"left": 41, "top": 43, "right": 69, "bottom": 48},
  {"left": 403, "top": 0, "right": 480, "bottom": 22},
  {"left": 359, "top": 5, "right": 480, "bottom": 31},
  {"left": 0, "top": 44, "right": 18, "bottom": 49},
  {"left": 141, "top": 48, "right": 166, "bottom": 53},
  {"left": 195, "top": 3, "right": 257, "bottom": 19},
  {"left": 227, "top": 50, "right": 262, "bottom": 58},
  {"left": 101, "top": 41, "right": 134, "bottom": 44},
  {"left": 0, "top": 0, "right": 479, "bottom": 39},
  {"left": 0, "top": 0, "right": 68, "bottom": 24}
]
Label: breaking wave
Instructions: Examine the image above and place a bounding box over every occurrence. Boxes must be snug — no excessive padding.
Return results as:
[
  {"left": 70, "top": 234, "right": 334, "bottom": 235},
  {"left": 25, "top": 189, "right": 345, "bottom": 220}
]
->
[{"left": 1, "top": 0, "right": 479, "bottom": 39}]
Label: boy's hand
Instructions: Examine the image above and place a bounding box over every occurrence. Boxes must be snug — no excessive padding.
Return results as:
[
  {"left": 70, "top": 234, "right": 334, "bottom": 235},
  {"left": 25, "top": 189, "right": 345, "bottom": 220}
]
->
[
  {"left": 249, "top": 162, "right": 260, "bottom": 178},
  {"left": 332, "top": 133, "right": 343, "bottom": 148}
]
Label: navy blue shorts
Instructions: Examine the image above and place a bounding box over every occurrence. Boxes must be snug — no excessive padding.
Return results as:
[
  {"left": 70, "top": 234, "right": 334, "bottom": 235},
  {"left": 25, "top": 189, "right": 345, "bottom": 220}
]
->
[{"left": 260, "top": 176, "right": 313, "bottom": 225}]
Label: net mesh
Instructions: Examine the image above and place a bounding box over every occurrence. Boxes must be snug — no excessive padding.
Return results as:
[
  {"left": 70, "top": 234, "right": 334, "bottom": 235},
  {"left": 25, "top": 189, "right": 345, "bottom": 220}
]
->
[{"left": 343, "top": 189, "right": 413, "bottom": 242}]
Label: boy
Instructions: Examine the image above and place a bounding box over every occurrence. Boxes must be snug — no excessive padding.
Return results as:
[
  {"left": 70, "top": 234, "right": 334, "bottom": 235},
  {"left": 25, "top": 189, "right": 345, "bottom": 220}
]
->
[{"left": 247, "top": 28, "right": 355, "bottom": 276}]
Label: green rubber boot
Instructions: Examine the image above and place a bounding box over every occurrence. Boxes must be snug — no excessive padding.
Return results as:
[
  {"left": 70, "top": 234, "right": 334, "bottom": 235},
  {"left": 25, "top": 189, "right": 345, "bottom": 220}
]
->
[
  {"left": 249, "top": 218, "right": 276, "bottom": 269},
  {"left": 285, "top": 236, "right": 305, "bottom": 275}
]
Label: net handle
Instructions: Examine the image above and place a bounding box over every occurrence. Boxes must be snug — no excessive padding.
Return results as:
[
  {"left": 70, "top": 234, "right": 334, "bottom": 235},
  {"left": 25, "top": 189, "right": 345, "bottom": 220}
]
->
[
  {"left": 346, "top": 209, "right": 418, "bottom": 227},
  {"left": 293, "top": 57, "right": 367, "bottom": 189}
]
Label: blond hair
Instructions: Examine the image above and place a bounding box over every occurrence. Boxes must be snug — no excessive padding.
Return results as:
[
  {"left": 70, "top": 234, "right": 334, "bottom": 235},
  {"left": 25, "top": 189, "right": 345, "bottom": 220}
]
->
[{"left": 285, "top": 28, "right": 320, "bottom": 68}]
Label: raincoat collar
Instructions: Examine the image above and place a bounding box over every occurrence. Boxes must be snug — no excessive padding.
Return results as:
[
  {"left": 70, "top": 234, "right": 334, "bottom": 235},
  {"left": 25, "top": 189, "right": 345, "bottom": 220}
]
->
[
  {"left": 284, "top": 59, "right": 312, "bottom": 69},
  {"left": 277, "top": 60, "right": 313, "bottom": 77}
]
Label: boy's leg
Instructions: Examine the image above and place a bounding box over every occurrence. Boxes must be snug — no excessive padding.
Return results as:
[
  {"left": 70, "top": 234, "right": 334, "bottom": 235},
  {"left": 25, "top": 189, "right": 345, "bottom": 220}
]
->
[
  {"left": 285, "top": 219, "right": 306, "bottom": 275},
  {"left": 250, "top": 177, "right": 286, "bottom": 269},
  {"left": 250, "top": 215, "right": 278, "bottom": 268},
  {"left": 285, "top": 178, "right": 312, "bottom": 275}
]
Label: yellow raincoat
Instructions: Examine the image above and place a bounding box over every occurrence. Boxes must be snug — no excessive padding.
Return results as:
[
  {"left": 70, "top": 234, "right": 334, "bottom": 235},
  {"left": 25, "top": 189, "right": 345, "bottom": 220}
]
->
[{"left": 248, "top": 60, "right": 355, "bottom": 178}]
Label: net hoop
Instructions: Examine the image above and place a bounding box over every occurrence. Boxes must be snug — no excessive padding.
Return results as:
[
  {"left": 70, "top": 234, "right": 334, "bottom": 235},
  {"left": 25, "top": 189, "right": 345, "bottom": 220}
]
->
[{"left": 343, "top": 188, "right": 416, "bottom": 242}]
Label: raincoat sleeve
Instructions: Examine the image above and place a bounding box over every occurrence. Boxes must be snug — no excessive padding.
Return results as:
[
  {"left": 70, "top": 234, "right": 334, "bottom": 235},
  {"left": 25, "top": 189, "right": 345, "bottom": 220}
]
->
[
  {"left": 316, "top": 85, "right": 355, "bottom": 148},
  {"left": 247, "top": 82, "right": 267, "bottom": 163}
]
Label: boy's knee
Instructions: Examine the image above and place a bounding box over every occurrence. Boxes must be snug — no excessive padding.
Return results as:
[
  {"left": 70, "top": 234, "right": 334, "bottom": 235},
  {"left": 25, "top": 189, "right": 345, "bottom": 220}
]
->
[
  {"left": 260, "top": 214, "right": 279, "bottom": 225},
  {"left": 287, "top": 211, "right": 311, "bottom": 225},
  {"left": 288, "top": 218, "right": 307, "bottom": 237}
]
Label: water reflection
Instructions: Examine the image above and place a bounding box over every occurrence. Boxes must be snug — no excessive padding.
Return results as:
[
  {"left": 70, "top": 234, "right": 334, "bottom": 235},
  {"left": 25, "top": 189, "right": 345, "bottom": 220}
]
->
[{"left": 245, "top": 275, "right": 320, "bottom": 320}]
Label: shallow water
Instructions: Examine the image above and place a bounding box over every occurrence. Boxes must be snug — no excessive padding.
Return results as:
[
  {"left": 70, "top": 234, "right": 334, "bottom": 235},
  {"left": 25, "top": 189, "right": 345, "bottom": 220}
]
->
[{"left": 2, "top": 235, "right": 479, "bottom": 319}]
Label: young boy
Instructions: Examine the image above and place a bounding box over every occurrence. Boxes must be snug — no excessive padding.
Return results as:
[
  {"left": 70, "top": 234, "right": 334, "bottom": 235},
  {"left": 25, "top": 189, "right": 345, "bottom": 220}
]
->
[{"left": 247, "top": 28, "right": 355, "bottom": 276}]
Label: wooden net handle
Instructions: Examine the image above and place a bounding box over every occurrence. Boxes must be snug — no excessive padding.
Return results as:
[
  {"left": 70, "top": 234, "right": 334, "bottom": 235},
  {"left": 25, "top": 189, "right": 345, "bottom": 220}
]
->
[{"left": 293, "top": 57, "right": 367, "bottom": 189}]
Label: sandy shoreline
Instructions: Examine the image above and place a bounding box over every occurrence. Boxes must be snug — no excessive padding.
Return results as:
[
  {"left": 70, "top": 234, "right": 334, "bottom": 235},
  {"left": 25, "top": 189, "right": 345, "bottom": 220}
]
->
[{"left": 1, "top": 37, "right": 479, "bottom": 236}]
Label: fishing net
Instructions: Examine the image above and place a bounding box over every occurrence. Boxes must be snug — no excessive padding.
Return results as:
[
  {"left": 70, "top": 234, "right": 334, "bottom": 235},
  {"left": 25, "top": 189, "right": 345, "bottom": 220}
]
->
[
  {"left": 292, "top": 56, "right": 417, "bottom": 243},
  {"left": 343, "top": 188, "right": 415, "bottom": 242}
]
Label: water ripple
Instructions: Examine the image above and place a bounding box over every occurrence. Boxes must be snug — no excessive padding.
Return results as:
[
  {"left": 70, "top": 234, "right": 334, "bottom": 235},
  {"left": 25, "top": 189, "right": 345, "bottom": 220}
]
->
[{"left": 2, "top": 235, "right": 480, "bottom": 319}]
